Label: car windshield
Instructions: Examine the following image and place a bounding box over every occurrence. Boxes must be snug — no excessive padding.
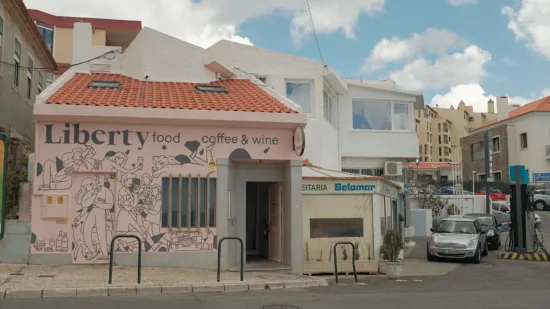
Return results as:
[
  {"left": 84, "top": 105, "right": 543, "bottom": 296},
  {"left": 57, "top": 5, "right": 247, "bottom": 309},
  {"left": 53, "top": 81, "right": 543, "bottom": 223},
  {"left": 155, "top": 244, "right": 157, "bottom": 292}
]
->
[
  {"left": 436, "top": 220, "right": 476, "bottom": 234},
  {"left": 475, "top": 217, "right": 493, "bottom": 227}
]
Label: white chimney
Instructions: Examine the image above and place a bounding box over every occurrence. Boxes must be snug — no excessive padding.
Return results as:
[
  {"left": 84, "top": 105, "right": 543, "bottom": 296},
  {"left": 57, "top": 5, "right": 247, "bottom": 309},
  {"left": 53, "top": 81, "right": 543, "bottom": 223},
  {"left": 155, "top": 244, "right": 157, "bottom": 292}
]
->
[
  {"left": 496, "top": 95, "right": 509, "bottom": 121},
  {"left": 72, "top": 22, "right": 92, "bottom": 73}
]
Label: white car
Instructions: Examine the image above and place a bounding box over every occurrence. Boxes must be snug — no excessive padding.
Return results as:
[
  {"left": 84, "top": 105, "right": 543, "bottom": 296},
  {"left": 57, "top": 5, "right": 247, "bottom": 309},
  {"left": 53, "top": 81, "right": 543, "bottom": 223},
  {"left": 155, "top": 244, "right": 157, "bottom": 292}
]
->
[{"left": 491, "top": 201, "right": 541, "bottom": 227}]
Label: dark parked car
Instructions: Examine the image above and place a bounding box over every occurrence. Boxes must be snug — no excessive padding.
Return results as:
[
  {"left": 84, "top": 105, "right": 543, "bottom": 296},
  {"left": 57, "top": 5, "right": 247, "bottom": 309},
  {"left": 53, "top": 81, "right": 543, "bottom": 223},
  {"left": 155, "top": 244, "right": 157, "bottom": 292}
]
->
[{"left": 463, "top": 213, "right": 502, "bottom": 250}]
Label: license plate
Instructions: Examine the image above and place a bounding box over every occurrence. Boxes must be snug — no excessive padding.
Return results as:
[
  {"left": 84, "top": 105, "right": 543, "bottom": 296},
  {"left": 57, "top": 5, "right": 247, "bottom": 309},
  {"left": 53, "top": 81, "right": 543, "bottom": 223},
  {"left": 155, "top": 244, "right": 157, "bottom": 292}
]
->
[{"left": 443, "top": 250, "right": 459, "bottom": 254}]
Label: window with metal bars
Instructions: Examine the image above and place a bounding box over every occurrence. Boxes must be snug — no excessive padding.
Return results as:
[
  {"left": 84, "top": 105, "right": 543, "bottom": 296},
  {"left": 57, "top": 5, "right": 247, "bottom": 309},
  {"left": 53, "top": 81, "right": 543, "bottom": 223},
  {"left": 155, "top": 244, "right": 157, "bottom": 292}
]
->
[{"left": 161, "top": 177, "right": 216, "bottom": 228}]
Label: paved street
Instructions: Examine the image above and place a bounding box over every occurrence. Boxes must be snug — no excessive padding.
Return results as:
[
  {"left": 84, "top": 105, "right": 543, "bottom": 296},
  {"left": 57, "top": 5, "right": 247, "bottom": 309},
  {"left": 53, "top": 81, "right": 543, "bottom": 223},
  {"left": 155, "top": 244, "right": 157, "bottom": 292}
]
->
[{"left": 3, "top": 213, "right": 550, "bottom": 308}]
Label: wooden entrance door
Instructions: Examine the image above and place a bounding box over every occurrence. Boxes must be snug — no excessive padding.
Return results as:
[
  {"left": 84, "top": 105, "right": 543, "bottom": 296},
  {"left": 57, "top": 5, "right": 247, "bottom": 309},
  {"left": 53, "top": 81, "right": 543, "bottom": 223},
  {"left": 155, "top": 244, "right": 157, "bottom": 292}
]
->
[{"left": 268, "top": 183, "right": 283, "bottom": 262}]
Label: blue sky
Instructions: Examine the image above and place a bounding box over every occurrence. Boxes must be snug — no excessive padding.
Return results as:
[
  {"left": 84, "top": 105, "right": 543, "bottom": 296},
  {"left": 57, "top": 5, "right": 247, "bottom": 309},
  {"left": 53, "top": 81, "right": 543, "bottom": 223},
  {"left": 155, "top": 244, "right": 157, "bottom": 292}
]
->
[
  {"left": 238, "top": 0, "right": 550, "bottom": 112},
  {"left": 26, "top": 0, "right": 550, "bottom": 112}
]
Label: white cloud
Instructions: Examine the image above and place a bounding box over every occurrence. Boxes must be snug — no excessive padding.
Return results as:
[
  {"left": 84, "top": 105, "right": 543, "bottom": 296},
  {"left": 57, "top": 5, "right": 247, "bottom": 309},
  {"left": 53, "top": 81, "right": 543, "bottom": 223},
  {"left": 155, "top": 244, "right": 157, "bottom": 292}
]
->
[
  {"left": 430, "top": 83, "right": 534, "bottom": 113},
  {"left": 447, "top": 0, "right": 477, "bottom": 6},
  {"left": 362, "top": 28, "right": 467, "bottom": 72},
  {"left": 389, "top": 45, "right": 492, "bottom": 91},
  {"left": 24, "top": 0, "right": 385, "bottom": 48},
  {"left": 502, "top": 0, "right": 550, "bottom": 60}
]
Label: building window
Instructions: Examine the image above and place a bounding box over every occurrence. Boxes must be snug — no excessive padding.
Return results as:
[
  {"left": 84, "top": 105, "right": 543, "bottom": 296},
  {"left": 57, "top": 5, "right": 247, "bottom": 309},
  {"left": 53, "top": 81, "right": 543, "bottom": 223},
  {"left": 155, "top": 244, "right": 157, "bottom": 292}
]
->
[
  {"left": 37, "top": 23, "right": 54, "bottom": 52},
  {"left": 352, "top": 101, "right": 411, "bottom": 131},
  {"left": 493, "top": 172, "right": 502, "bottom": 181},
  {"left": 342, "top": 168, "right": 384, "bottom": 176},
  {"left": 310, "top": 218, "right": 364, "bottom": 238},
  {"left": 38, "top": 72, "right": 44, "bottom": 94},
  {"left": 471, "top": 141, "right": 484, "bottom": 161},
  {"left": 439, "top": 147, "right": 442, "bottom": 156},
  {"left": 323, "top": 88, "right": 338, "bottom": 126},
  {"left": 492, "top": 136, "right": 500, "bottom": 152},
  {"left": 286, "top": 82, "right": 311, "bottom": 113},
  {"left": 46, "top": 73, "right": 54, "bottom": 87},
  {"left": 161, "top": 177, "right": 216, "bottom": 228},
  {"left": 0, "top": 15, "right": 4, "bottom": 72},
  {"left": 520, "top": 133, "right": 528, "bottom": 149},
  {"left": 419, "top": 145, "right": 422, "bottom": 154},
  {"left": 26, "top": 57, "right": 33, "bottom": 99},
  {"left": 13, "top": 38, "right": 21, "bottom": 87},
  {"left": 438, "top": 123, "right": 441, "bottom": 132}
]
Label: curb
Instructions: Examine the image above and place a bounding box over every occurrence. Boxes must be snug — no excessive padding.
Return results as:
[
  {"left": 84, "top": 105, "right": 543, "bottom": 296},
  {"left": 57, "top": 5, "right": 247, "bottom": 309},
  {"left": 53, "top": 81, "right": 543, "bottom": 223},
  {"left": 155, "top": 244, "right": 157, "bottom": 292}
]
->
[
  {"left": 0, "top": 279, "right": 328, "bottom": 300},
  {"left": 498, "top": 252, "right": 548, "bottom": 261}
]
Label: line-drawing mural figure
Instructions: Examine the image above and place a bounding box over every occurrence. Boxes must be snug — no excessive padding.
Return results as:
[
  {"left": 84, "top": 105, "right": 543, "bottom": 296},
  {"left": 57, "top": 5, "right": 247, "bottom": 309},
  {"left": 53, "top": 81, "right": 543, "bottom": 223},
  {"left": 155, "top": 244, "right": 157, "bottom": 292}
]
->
[
  {"left": 37, "top": 145, "right": 96, "bottom": 190},
  {"left": 151, "top": 140, "right": 214, "bottom": 178},
  {"left": 73, "top": 175, "right": 115, "bottom": 261},
  {"left": 202, "top": 231, "right": 215, "bottom": 250},
  {"left": 96, "top": 150, "right": 142, "bottom": 176}
]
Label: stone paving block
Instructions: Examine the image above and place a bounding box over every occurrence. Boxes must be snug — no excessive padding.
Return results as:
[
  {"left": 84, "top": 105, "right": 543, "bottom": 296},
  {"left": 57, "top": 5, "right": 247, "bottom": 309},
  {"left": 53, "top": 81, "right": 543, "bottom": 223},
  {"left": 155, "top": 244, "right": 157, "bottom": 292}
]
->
[
  {"left": 283, "top": 281, "right": 306, "bottom": 288},
  {"left": 266, "top": 281, "right": 284, "bottom": 290},
  {"left": 137, "top": 285, "right": 161, "bottom": 295},
  {"left": 161, "top": 285, "right": 192, "bottom": 294},
  {"left": 108, "top": 286, "right": 137, "bottom": 296},
  {"left": 43, "top": 288, "right": 77, "bottom": 298},
  {"left": 0, "top": 289, "right": 6, "bottom": 300},
  {"left": 77, "top": 287, "right": 108, "bottom": 297},
  {"left": 247, "top": 282, "right": 267, "bottom": 291},
  {"left": 224, "top": 283, "right": 249, "bottom": 292},
  {"left": 319, "top": 280, "right": 329, "bottom": 286},
  {"left": 192, "top": 284, "right": 224, "bottom": 293},
  {"left": 5, "top": 289, "right": 43, "bottom": 299}
]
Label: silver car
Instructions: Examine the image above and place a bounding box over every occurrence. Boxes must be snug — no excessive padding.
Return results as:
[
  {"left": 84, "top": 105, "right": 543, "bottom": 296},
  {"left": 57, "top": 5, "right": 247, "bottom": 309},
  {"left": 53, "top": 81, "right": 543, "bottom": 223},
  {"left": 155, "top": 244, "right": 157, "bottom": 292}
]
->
[
  {"left": 427, "top": 216, "right": 488, "bottom": 264},
  {"left": 533, "top": 193, "right": 550, "bottom": 211}
]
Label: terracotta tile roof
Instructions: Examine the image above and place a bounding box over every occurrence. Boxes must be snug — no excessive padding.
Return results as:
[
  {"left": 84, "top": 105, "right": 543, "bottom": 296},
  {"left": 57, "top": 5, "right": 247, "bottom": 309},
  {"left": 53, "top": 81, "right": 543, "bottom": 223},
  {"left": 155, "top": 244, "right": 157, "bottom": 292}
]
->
[
  {"left": 472, "top": 96, "right": 550, "bottom": 131},
  {"left": 409, "top": 162, "right": 452, "bottom": 169},
  {"left": 46, "top": 73, "right": 298, "bottom": 113},
  {"left": 28, "top": 9, "right": 142, "bottom": 31}
]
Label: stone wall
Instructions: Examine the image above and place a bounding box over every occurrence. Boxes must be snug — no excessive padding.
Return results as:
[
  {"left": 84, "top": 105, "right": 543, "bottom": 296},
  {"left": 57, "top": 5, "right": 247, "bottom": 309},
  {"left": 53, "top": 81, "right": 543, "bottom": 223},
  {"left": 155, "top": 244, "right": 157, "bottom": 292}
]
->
[{"left": 460, "top": 124, "right": 510, "bottom": 181}]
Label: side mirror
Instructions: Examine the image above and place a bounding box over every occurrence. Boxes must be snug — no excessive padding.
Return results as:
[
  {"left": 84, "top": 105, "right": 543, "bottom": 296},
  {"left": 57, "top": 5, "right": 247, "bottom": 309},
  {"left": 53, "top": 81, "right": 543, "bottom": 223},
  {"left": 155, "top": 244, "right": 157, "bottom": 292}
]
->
[{"left": 430, "top": 228, "right": 435, "bottom": 233}]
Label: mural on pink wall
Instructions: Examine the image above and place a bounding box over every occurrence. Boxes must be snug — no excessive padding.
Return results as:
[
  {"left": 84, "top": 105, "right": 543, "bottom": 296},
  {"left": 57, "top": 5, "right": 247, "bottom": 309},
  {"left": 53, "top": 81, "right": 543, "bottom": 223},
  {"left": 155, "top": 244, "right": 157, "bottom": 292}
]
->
[{"left": 31, "top": 122, "right": 292, "bottom": 263}]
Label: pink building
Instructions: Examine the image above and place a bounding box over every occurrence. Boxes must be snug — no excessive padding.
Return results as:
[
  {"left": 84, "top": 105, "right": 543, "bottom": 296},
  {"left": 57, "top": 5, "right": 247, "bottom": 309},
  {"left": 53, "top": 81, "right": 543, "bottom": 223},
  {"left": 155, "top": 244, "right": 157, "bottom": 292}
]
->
[{"left": 31, "top": 23, "right": 307, "bottom": 273}]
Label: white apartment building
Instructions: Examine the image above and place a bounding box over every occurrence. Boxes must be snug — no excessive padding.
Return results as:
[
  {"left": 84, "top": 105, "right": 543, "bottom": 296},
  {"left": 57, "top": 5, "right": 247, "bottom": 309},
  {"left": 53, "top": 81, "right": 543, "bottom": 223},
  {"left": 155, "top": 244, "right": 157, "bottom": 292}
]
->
[{"left": 207, "top": 41, "right": 424, "bottom": 177}]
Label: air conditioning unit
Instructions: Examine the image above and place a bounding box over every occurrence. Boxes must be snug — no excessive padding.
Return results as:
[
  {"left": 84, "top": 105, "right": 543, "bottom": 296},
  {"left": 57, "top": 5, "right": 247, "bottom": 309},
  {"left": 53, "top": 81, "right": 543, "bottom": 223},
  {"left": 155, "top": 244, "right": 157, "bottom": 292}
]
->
[{"left": 384, "top": 161, "right": 403, "bottom": 176}]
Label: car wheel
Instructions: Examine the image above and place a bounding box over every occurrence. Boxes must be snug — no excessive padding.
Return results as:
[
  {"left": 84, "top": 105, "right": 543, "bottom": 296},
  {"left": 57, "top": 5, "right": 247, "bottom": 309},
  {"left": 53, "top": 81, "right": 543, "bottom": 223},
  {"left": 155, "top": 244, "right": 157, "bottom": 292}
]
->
[
  {"left": 534, "top": 200, "right": 547, "bottom": 211},
  {"left": 470, "top": 246, "right": 481, "bottom": 264},
  {"left": 482, "top": 241, "right": 488, "bottom": 256}
]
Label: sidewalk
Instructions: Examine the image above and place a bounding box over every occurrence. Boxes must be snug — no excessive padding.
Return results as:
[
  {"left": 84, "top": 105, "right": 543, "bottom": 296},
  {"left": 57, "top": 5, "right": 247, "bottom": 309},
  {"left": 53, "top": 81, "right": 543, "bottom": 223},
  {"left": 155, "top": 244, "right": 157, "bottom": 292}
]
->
[{"left": 0, "top": 264, "right": 327, "bottom": 300}]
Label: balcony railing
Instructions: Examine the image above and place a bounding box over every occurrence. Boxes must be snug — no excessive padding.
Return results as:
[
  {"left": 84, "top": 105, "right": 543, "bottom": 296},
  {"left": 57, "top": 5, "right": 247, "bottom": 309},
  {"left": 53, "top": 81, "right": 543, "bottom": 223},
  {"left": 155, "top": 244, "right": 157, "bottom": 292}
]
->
[{"left": 546, "top": 145, "right": 550, "bottom": 159}]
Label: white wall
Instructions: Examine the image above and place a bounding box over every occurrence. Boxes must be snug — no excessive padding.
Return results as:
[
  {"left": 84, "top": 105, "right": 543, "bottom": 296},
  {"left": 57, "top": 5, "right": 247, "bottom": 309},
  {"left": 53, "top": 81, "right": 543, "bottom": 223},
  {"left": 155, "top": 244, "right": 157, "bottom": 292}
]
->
[
  {"left": 340, "top": 85, "right": 419, "bottom": 162},
  {"left": 207, "top": 40, "right": 341, "bottom": 169},
  {"left": 506, "top": 113, "right": 550, "bottom": 176}
]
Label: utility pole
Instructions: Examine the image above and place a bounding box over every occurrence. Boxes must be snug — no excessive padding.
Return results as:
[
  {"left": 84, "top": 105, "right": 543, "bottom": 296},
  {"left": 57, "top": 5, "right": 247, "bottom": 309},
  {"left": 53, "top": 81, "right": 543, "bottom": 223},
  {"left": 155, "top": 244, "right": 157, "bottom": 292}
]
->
[{"left": 484, "top": 131, "right": 493, "bottom": 214}]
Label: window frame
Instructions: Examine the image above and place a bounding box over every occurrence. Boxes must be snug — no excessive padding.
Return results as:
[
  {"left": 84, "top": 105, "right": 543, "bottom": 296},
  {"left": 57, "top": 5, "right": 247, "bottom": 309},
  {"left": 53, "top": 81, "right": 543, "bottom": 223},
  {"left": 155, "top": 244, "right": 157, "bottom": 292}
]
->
[
  {"left": 493, "top": 171, "right": 502, "bottom": 181},
  {"left": 323, "top": 83, "right": 339, "bottom": 127},
  {"left": 161, "top": 177, "right": 217, "bottom": 229},
  {"left": 0, "top": 13, "right": 4, "bottom": 74},
  {"left": 36, "top": 23, "right": 55, "bottom": 53},
  {"left": 285, "top": 80, "right": 313, "bottom": 115},
  {"left": 351, "top": 100, "right": 413, "bottom": 132},
  {"left": 520, "top": 132, "right": 528, "bottom": 150},
  {"left": 13, "top": 36, "right": 22, "bottom": 88},
  {"left": 46, "top": 72, "right": 55, "bottom": 87},
  {"left": 26, "top": 54, "right": 34, "bottom": 100},
  {"left": 309, "top": 218, "right": 364, "bottom": 238},
  {"left": 491, "top": 135, "right": 501, "bottom": 153},
  {"left": 38, "top": 72, "right": 44, "bottom": 94}
]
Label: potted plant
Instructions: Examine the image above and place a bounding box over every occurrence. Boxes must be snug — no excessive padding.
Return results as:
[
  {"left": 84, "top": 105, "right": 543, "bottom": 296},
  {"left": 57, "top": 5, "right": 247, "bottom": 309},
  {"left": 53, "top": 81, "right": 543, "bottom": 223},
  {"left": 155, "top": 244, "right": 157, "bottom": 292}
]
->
[{"left": 380, "top": 230, "right": 404, "bottom": 279}]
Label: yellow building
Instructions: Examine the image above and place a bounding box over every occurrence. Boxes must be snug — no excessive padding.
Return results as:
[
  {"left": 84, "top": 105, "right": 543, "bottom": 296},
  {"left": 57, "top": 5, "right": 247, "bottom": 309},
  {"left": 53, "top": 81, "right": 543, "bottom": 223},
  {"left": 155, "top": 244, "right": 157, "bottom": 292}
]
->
[
  {"left": 27, "top": 9, "right": 141, "bottom": 87},
  {"left": 416, "top": 100, "right": 497, "bottom": 163}
]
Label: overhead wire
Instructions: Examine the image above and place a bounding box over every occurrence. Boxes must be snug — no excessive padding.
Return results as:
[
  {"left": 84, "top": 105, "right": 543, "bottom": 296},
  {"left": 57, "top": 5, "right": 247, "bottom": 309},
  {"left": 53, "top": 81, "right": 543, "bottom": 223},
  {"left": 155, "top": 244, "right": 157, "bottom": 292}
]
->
[
  {"left": 302, "top": 0, "right": 325, "bottom": 65},
  {"left": 0, "top": 49, "right": 122, "bottom": 71}
]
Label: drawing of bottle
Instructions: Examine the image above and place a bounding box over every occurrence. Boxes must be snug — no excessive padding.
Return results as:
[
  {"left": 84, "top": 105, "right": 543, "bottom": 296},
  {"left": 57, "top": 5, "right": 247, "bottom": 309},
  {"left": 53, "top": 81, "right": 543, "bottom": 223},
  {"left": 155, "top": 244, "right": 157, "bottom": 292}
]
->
[
  {"left": 55, "top": 231, "right": 63, "bottom": 251},
  {"left": 61, "top": 232, "right": 69, "bottom": 252}
]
